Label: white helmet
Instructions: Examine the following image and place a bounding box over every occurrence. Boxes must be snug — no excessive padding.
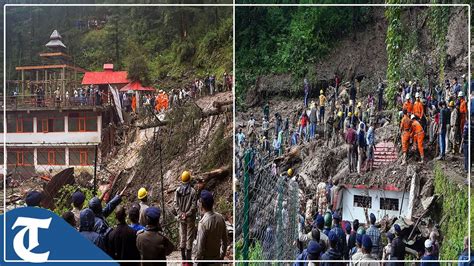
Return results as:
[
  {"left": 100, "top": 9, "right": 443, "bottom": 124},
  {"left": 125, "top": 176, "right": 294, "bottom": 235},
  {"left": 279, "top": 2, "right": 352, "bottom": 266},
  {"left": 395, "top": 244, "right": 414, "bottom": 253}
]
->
[
  {"left": 405, "top": 94, "right": 411, "bottom": 100},
  {"left": 410, "top": 114, "right": 416, "bottom": 120},
  {"left": 415, "top": 92, "right": 420, "bottom": 98},
  {"left": 458, "top": 91, "right": 465, "bottom": 97}
]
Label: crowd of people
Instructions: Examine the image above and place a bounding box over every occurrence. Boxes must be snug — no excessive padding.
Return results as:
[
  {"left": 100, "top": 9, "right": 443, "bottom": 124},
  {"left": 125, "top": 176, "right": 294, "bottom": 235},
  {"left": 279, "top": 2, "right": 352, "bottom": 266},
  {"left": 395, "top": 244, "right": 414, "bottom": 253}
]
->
[
  {"left": 24, "top": 171, "right": 229, "bottom": 265},
  {"left": 235, "top": 72, "right": 471, "bottom": 264},
  {"left": 120, "top": 72, "right": 233, "bottom": 115}
]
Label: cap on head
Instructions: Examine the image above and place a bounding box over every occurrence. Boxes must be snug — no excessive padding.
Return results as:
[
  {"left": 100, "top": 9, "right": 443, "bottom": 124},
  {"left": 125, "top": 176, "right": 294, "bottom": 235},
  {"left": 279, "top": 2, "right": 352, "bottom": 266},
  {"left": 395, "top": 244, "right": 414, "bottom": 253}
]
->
[
  {"left": 362, "top": 235, "right": 373, "bottom": 250},
  {"left": 406, "top": 94, "right": 411, "bottom": 100},
  {"left": 25, "top": 190, "right": 42, "bottom": 207},
  {"left": 181, "top": 171, "right": 191, "bottom": 183},
  {"left": 458, "top": 91, "right": 465, "bottom": 97},
  {"left": 328, "top": 231, "right": 338, "bottom": 243},
  {"left": 353, "top": 219, "right": 360, "bottom": 230},
  {"left": 145, "top": 207, "right": 161, "bottom": 224},
  {"left": 394, "top": 224, "right": 401, "bottom": 234},
  {"left": 200, "top": 190, "right": 214, "bottom": 209},
  {"left": 415, "top": 92, "right": 420, "bottom": 98},
  {"left": 332, "top": 211, "right": 341, "bottom": 222},
  {"left": 449, "top": 101, "right": 455, "bottom": 107},
  {"left": 344, "top": 222, "right": 351, "bottom": 233},
  {"left": 137, "top": 187, "right": 148, "bottom": 200},
  {"left": 369, "top": 213, "right": 376, "bottom": 224},
  {"left": 72, "top": 191, "right": 85, "bottom": 206},
  {"left": 357, "top": 227, "right": 366, "bottom": 235},
  {"left": 348, "top": 112, "right": 352, "bottom": 117},
  {"left": 320, "top": 90, "right": 324, "bottom": 94},
  {"left": 356, "top": 233, "right": 363, "bottom": 245},
  {"left": 357, "top": 102, "right": 362, "bottom": 107},
  {"left": 337, "top": 111, "right": 343, "bottom": 117},
  {"left": 315, "top": 214, "right": 325, "bottom": 228},
  {"left": 410, "top": 114, "right": 416, "bottom": 120},
  {"left": 307, "top": 240, "right": 321, "bottom": 255}
]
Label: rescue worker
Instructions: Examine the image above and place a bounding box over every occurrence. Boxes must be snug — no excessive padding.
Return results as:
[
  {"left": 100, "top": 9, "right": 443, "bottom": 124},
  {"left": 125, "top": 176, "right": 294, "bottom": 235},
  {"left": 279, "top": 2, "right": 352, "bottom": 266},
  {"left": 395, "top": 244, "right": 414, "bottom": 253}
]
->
[
  {"left": 449, "top": 101, "right": 459, "bottom": 154},
  {"left": 400, "top": 109, "right": 412, "bottom": 165},
  {"left": 309, "top": 101, "right": 318, "bottom": 139},
  {"left": 323, "top": 212, "right": 332, "bottom": 243},
  {"left": 195, "top": 190, "right": 229, "bottom": 261},
  {"left": 458, "top": 91, "right": 467, "bottom": 137},
  {"left": 438, "top": 101, "right": 450, "bottom": 160},
  {"left": 329, "top": 212, "right": 347, "bottom": 259},
  {"left": 71, "top": 190, "right": 86, "bottom": 228},
  {"left": 88, "top": 193, "right": 122, "bottom": 236},
  {"left": 174, "top": 170, "right": 198, "bottom": 262},
  {"left": 402, "top": 94, "right": 413, "bottom": 115},
  {"left": 79, "top": 208, "right": 105, "bottom": 251},
  {"left": 320, "top": 231, "right": 343, "bottom": 265},
  {"left": 366, "top": 213, "right": 381, "bottom": 259},
  {"left": 345, "top": 123, "right": 357, "bottom": 173},
  {"left": 136, "top": 207, "right": 175, "bottom": 264},
  {"left": 128, "top": 205, "right": 145, "bottom": 232},
  {"left": 106, "top": 206, "right": 140, "bottom": 262},
  {"left": 333, "top": 111, "right": 343, "bottom": 146},
  {"left": 354, "top": 235, "right": 378, "bottom": 265},
  {"left": 411, "top": 115, "right": 425, "bottom": 163},
  {"left": 420, "top": 239, "right": 439, "bottom": 265},
  {"left": 137, "top": 187, "right": 149, "bottom": 226},
  {"left": 25, "top": 190, "right": 43, "bottom": 207},
  {"left": 413, "top": 92, "right": 424, "bottom": 120},
  {"left": 390, "top": 224, "right": 406, "bottom": 264},
  {"left": 319, "top": 90, "right": 326, "bottom": 124}
]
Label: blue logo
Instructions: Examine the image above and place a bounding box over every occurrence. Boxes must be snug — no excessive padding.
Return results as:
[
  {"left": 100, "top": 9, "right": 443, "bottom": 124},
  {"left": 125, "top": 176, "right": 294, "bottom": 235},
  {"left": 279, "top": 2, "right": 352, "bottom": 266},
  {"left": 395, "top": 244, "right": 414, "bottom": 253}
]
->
[{"left": 1, "top": 207, "right": 119, "bottom": 265}]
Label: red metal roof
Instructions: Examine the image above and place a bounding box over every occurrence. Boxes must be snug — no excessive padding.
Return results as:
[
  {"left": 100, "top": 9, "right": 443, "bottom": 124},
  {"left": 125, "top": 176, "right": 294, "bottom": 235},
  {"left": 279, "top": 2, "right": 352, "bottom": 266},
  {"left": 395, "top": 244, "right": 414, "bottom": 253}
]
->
[
  {"left": 119, "top": 81, "right": 155, "bottom": 92},
  {"left": 82, "top": 71, "right": 129, "bottom": 85}
]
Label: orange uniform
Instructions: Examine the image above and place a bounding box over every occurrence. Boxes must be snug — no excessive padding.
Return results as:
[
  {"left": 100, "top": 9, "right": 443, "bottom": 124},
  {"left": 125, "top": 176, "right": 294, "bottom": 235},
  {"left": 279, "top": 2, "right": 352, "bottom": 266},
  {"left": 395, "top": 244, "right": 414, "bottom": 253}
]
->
[
  {"left": 459, "top": 98, "right": 467, "bottom": 134},
  {"left": 400, "top": 115, "right": 412, "bottom": 153},
  {"left": 131, "top": 95, "right": 137, "bottom": 112},
  {"left": 413, "top": 100, "right": 424, "bottom": 119},
  {"left": 403, "top": 100, "right": 413, "bottom": 114},
  {"left": 411, "top": 119, "right": 424, "bottom": 157}
]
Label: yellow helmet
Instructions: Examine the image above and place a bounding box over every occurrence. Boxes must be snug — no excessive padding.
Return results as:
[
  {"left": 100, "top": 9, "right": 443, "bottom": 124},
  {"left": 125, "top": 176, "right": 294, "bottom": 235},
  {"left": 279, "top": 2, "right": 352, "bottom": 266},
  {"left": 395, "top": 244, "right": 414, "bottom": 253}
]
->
[
  {"left": 137, "top": 187, "right": 148, "bottom": 200},
  {"left": 287, "top": 168, "right": 294, "bottom": 177},
  {"left": 181, "top": 170, "right": 191, "bottom": 183},
  {"left": 348, "top": 112, "right": 353, "bottom": 117},
  {"left": 320, "top": 90, "right": 324, "bottom": 94},
  {"left": 337, "top": 111, "right": 343, "bottom": 117},
  {"left": 449, "top": 101, "right": 455, "bottom": 107},
  {"left": 357, "top": 102, "right": 362, "bottom": 107}
]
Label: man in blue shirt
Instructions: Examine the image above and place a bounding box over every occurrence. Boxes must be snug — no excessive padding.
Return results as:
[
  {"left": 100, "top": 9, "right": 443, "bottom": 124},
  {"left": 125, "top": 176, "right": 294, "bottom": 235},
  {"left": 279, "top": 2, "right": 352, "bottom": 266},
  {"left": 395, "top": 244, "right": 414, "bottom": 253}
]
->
[
  {"left": 330, "top": 212, "right": 347, "bottom": 259},
  {"left": 366, "top": 213, "right": 381, "bottom": 259}
]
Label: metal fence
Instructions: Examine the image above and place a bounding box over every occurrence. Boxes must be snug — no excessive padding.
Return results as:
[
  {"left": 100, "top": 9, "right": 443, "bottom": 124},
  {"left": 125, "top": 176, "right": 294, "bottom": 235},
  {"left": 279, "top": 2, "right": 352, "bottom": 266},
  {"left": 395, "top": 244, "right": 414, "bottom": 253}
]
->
[{"left": 235, "top": 146, "right": 300, "bottom": 261}]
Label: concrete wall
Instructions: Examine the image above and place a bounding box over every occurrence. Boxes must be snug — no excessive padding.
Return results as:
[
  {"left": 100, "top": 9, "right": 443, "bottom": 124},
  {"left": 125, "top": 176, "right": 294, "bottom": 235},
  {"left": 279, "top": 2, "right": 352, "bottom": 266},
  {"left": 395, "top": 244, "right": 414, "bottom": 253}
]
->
[
  {"left": 4, "top": 115, "right": 102, "bottom": 144},
  {"left": 341, "top": 188, "right": 410, "bottom": 223}
]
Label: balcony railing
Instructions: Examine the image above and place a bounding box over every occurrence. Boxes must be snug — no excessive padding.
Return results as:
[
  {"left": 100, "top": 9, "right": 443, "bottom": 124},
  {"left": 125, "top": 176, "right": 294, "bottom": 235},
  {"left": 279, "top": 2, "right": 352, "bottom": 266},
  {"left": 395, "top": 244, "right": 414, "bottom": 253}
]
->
[{"left": 2, "top": 94, "right": 111, "bottom": 110}]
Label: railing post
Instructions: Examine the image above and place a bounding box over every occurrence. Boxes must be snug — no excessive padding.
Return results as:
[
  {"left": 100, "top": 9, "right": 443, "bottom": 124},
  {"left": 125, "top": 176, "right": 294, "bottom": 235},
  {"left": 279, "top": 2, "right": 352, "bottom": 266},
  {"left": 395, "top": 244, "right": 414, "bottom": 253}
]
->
[{"left": 242, "top": 149, "right": 251, "bottom": 264}]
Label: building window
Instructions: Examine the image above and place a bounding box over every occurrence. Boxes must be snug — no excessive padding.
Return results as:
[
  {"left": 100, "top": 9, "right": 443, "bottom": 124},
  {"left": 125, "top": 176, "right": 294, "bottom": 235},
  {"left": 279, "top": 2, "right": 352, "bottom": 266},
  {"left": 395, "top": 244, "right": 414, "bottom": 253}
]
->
[
  {"left": 353, "top": 195, "right": 372, "bottom": 208},
  {"left": 380, "top": 198, "right": 399, "bottom": 211},
  {"left": 37, "top": 149, "right": 65, "bottom": 165},
  {"left": 37, "top": 114, "right": 65, "bottom": 133},
  {"left": 7, "top": 149, "right": 34, "bottom": 166},
  {"left": 7, "top": 114, "right": 33, "bottom": 133},
  {"left": 69, "top": 112, "right": 98, "bottom": 132},
  {"left": 69, "top": 148, "right": 95, "bottom": 165}
]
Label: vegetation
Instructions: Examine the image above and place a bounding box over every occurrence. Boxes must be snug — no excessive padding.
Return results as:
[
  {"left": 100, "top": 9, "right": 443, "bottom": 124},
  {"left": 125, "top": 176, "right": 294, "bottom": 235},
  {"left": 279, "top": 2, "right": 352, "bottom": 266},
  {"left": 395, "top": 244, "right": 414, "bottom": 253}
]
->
[
  {"left": 5, "top": 5, "right": 232, "bottom": 92},
  {"left": 235, "top": 239, "right": 264, "bottom": 263},
  {"left": 428, "top": 4, "right": 450, "bottom": 85},
  {"left": 235, "top": 6, "right": 371, "bottom": 107},
  {"left": 384, "top": 2, "right": 402, "bottom": 108},
  {"left": 433, "top": 164, "right": 468, "bottom": 260}
]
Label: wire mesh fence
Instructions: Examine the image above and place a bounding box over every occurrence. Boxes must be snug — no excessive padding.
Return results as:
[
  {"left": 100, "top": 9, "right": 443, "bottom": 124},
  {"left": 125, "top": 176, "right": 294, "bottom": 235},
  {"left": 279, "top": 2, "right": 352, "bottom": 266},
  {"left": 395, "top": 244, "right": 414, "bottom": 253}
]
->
[{"left": 235, "top": 146, "right": 300, "bottom": 261}]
